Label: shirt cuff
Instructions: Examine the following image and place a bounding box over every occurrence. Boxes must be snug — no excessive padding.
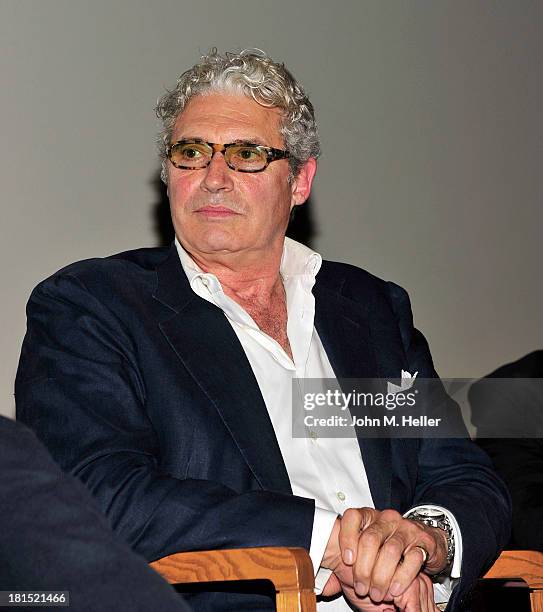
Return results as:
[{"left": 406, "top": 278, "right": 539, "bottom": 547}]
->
[
  {"left": 404, "top": 504, "right": 463, "bottom": 604},
  {"left": 310, "top": 506, "right": 339, "bottom": 594}
]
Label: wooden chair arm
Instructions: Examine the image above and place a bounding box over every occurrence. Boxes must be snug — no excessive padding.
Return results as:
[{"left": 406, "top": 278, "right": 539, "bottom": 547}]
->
[
  {"left": 150, "top": 546, "right": 316, "bottom": 612},
  {"left": 483, "top": 550, "right": 543, "bottom": 590},
  {"left": 482, "top": 550, "right": 543, "bottom": 612}
]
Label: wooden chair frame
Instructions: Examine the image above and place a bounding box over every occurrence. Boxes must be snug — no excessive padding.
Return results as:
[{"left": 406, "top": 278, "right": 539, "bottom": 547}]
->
[
  {"left": 151, "top": 546, "right": 316, "bottom": 612},
  {"left": 482, "top": 550, "right": 543, "bottom": 612}
]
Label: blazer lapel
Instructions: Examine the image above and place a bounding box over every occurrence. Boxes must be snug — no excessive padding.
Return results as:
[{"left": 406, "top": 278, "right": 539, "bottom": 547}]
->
[
  {"left": 153, "top": 246, "right": 292, "bottom": 494},
  {"left": 314, "top": 280, "right": 392, "bottom": 511}
]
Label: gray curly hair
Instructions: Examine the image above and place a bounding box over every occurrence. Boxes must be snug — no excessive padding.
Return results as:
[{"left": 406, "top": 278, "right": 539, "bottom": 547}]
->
[{"left": 156, "top": 48, "right": 321, "bottom": 183}]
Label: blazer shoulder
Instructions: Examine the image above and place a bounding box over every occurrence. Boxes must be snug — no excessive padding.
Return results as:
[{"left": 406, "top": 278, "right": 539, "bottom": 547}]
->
[
  {"left": 32, "top": 246, "right": 171, "bottom": 299},
  {"left": 319, "top": 259, "right": 411, "bottom": 310},
  {"left": 319, "top": 259, "right": 387, "bottom": 293},
  {"left": 319, "top": 260, "right": 421, "bottom": 363},
  {"left": 53, "top": 245, "right": 170, "bottom": 279}
]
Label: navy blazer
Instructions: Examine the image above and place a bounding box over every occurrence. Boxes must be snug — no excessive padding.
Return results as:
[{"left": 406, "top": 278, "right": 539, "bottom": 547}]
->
[{"left": 16, "top": 244, "right": 510, "bottom": 610}]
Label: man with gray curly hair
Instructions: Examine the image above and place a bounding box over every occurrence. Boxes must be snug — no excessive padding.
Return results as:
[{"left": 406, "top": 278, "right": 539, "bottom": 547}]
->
[
  {"left": 156, "top": 48, "right": 321, "bottom": 182},
  {"left": 17, "top": 49, "right": 510, "bottom": 612}
]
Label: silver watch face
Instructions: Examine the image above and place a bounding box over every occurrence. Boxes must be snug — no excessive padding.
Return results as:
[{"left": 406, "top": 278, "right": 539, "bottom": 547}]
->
[{"left": 416, "top": 508, "right": 444, "bottom": 519}]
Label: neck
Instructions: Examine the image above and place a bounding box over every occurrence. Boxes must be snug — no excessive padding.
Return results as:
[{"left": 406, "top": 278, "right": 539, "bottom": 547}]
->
[{"left": 184, "top": 241, "right": 285, "bottom": 304}]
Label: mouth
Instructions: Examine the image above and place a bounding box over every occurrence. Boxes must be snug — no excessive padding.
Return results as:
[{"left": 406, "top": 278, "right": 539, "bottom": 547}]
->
[{"left": 194, "top": 206, "right": 240, "bottom": 218}]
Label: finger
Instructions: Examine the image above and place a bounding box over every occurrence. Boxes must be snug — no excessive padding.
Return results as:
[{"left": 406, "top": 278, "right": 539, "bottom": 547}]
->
[
  {"left": 421, "top": 573, "right": 437, "bottom": 612},
  {"left": 402, "top": 521, "right": 447, "bottom": 575},
  {"left": 353, "top": 510, "right": 404, "bottom": 598},
  {"left": 364, "top": 533, "right": 405, "bottom": 602},
  {"left": 338, "top": 583, "right": 395, "bottom": 611},
  {"left": 409, "top": 576, "right": 425, "bottom": 612},
  {"left": 414, "top": 573, "right": 434, "bottom": 612},
  {"left": 339, "top": 507, "right": 375, "bottom": 565},
  {"left": 393, "top": 577, "right": 422, "bottom": 612},
  {"left": 352, "top": 526, "right": 389, "bottom": 597},
  {"left": 419, "top": 574, "right": 428, "bottom": 612},
  {"left": 388, "top": 546, "right": 428, "bottom": 597}
]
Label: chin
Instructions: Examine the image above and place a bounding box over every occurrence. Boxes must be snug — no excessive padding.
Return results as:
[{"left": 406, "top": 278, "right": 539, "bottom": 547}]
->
[{"left": 195, "top": 231, "right": 242, "bottom": 254}]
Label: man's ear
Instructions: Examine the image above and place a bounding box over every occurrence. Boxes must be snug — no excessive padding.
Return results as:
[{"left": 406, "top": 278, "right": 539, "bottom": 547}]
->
[{"left": 290, "top": 157, "right": 317, "bottom": 208}]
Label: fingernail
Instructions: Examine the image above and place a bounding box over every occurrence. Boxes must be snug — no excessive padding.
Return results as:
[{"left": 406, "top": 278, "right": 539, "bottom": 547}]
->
[
  {"left": 343, "top": 548, "right": 354, "bottom": 564},
  {"left": 370, "top": 587, "right": 382, "bottom": 601},
  {"left": 354, "top": 581, "right": 366, "bottom": 595},
  {"left": 389, "top": 581, "right": 402, "bottom": 596}
]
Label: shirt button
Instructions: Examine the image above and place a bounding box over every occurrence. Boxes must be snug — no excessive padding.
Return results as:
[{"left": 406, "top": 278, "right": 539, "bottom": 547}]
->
[{"left": 336, "top": 491, "right": 346, "bottom": 502}]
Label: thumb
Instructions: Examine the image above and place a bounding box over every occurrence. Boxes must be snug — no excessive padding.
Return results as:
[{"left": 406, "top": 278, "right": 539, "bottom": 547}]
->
[{"left": 321, "top": 572, "right": 342, "bottom": 597}]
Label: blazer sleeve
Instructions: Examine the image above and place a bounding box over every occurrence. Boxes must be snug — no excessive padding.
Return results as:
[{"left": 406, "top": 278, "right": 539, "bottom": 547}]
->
[
  {"left": 15, "top": 272, "right": 315, "bottom": 562},
  {"left": 386, "top": 281, "right": 512, "bottom": 609}
]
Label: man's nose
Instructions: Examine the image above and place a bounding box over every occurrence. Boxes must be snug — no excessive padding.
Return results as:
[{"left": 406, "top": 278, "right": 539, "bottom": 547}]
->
[{"left": 200, "top": 152, "right": 234, "bottom": 193}]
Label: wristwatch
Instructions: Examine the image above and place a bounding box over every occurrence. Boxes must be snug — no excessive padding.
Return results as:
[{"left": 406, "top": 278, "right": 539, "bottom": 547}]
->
[{"left": 406, "top": 508, "right": 455, "bottom": 568}]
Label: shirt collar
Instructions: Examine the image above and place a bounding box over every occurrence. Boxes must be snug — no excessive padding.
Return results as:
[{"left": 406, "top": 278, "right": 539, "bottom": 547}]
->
[
  {"left": 175, "top": 236, "right": 322, "bottom": 290},
  {"left": 280, "top": 237, "right": 322, "bottom": 279}
]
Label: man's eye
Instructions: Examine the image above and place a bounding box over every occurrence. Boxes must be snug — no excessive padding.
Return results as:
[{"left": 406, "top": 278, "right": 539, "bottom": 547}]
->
[
  {"left": 238, "top": 148, "right": 257, "bottom": 159},
  {"left": 231, "top": 147, "right": 265, "bottom": 163},
  {"left": 181, "top": 147, "right": 202, "bottom": 159}
]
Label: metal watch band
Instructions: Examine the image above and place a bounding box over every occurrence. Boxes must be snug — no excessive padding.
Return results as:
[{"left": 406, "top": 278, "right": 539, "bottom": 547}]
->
[{"left": 406, "top": 509, "right": 455, "bottom": 568}]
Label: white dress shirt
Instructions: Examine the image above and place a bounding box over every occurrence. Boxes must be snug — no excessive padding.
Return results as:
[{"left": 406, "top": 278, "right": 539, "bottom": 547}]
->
[{"left": 175, "top": 237, "right": 460, "bottom": 609}]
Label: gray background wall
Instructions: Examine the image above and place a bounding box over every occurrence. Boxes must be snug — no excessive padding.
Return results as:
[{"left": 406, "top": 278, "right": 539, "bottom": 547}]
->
[{"left": 1, "top": 0, "right": 542, "bottom": 418}]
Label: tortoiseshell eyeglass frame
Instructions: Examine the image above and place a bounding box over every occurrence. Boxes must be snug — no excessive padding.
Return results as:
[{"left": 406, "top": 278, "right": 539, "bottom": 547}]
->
[{"left": 166, "top": 139, "right": 291, "bottom": 173}]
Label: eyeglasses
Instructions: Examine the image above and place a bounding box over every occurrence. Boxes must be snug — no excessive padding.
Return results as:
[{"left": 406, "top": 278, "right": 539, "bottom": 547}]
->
[{"left": 166, "top": 139, "right": 291, "bottom": 173}]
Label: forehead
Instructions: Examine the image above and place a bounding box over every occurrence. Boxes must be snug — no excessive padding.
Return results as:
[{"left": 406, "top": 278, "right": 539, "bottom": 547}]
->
[{"left": 172, "top": 92, "right": 284, "bottom": 147}]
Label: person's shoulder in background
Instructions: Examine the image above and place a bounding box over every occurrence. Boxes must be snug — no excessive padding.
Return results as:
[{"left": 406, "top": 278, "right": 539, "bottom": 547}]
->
[
  {"left": 470, "top": 350, "right": 543, "bottom": 551},
  {"left": 0, "top": 415, "right": 189, "bottom": 611}
]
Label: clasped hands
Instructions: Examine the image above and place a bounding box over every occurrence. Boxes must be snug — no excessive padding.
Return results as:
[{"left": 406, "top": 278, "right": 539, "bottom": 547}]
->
[{"left": 321, "top": 508, "right": 449, "bottom": 611}]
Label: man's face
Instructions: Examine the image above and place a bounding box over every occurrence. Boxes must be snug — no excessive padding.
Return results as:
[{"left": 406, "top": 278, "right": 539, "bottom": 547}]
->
[{"left": 166, "top": 92, "right": 315, "bottom": 261}]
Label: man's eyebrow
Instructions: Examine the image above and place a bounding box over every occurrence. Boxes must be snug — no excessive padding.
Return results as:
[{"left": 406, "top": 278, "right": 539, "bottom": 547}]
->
[
  {"left": 230, "top": 138, "right": 269, "bottom": 146},
  {"left": 174, "top": 136, "right": 271, "bottom": 146},
  {"left": 173, "top": 136, "right": 206, "bottom": 143}
]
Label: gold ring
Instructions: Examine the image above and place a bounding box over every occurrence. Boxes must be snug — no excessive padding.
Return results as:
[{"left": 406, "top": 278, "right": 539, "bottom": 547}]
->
[{"left": 413, "top": 546, "right": 428, "bottom": 564}]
